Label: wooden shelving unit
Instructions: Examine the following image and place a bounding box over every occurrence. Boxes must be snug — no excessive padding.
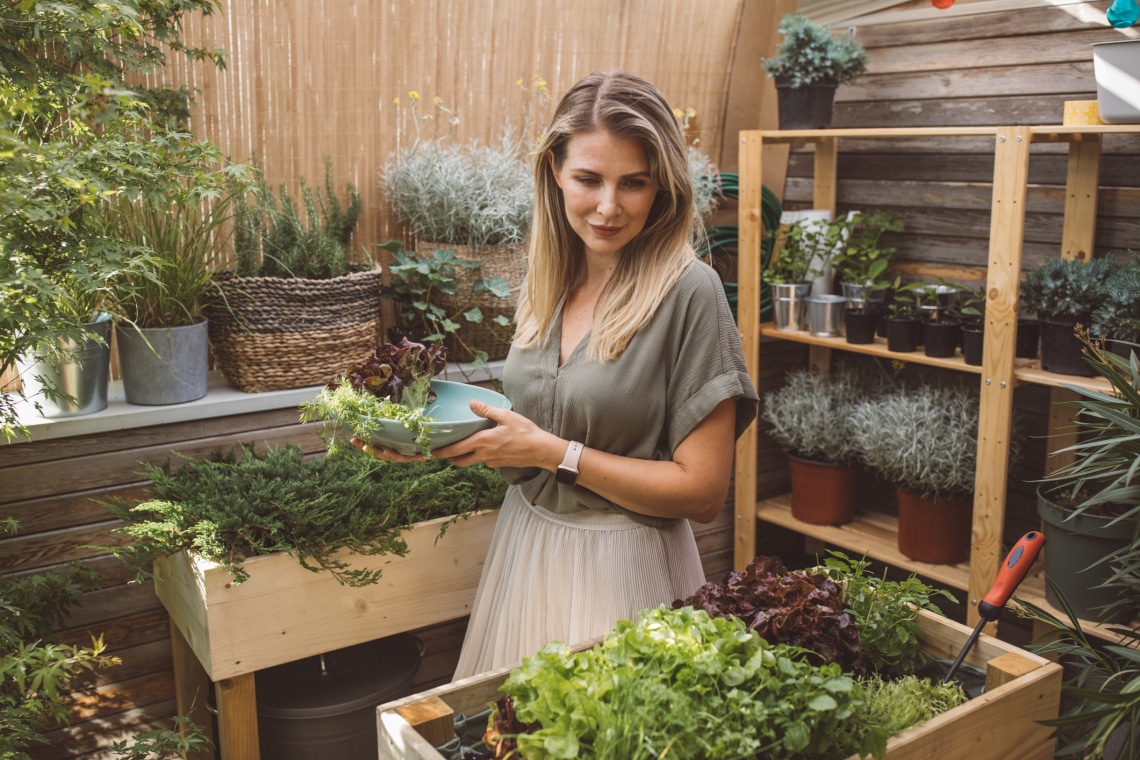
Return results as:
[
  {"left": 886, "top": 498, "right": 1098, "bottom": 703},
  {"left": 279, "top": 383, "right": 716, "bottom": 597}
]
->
[{"left": 734, "top": 123, "right": 1140, "bottom": 641}]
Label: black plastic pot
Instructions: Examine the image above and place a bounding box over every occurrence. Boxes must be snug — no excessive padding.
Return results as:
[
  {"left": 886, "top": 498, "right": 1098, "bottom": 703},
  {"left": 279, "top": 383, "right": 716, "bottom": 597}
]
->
[
  {"left": 960, "top": 323, "right": 985, "bottom": 366},
  {"left": 923, "top": 320, "right": 961, "bottom": 358},
  {"left": 775, "top": 78, "right": 838, "bottom": 130},
  {"left": 886, "top": 317, "right": 920, "bottom": 353},
  {"left": 1038, "top": 312, "right": 1095, "bottom": 376},
  {"left": 1016, "top": 318, "right": 1040, "bottom": 359},
  {"left": 844, "top": 309, "right": 880, "bottom": 345}
]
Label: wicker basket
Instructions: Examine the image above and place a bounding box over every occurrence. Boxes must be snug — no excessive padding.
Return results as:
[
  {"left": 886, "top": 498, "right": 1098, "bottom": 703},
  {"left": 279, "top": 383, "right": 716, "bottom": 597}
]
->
[
  {"left": 416, "top": 241, "right": 525, "bottom": 362},
  {"left": 205, "top": 269, "right": 383, "bottom": 392}
]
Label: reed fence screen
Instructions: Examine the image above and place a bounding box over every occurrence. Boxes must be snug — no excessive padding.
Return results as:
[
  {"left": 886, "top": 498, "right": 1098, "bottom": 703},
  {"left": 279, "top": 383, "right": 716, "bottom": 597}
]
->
[{"left": 156, "top": 0, "right": 747, "bottom": 263}]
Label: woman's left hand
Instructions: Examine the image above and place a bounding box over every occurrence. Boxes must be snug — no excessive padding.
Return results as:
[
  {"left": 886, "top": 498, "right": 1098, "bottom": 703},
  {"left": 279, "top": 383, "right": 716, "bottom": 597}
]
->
[{"left": 433, "top": 400, "right": 560, "bottom": 470}]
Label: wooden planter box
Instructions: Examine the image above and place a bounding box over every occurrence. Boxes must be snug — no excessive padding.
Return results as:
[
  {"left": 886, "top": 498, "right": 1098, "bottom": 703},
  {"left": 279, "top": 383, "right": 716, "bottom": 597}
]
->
[
  {"left": 155, "top": 509, "right": 499, "bottom": 682},
  {"left": 376, "top": 609, "right": 1063, "bottom": 760}
]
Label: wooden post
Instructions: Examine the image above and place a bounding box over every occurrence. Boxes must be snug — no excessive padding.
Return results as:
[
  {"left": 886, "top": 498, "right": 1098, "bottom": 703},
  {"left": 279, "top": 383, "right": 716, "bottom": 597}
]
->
[
  {"left": 214, "top": 673, "right": 260, "bottom": 760},
  {"left": 734, "top": 130, "right": 764, "bottom": 571},
  {"left": 969, "top": 126, "right": 1030, "bottom": 631},
  {"left": 169, "top": 621, "right": 216, "bottom": 760}
]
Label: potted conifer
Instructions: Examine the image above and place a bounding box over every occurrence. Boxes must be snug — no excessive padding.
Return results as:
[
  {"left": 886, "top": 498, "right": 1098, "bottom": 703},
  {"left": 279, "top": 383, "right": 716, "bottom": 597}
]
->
[
  {"left": 761, "top": 13, "right": 869, "bottom": 130},
  {"left": 1020, "top": 256, "right": 1117, "bottom": 377}
]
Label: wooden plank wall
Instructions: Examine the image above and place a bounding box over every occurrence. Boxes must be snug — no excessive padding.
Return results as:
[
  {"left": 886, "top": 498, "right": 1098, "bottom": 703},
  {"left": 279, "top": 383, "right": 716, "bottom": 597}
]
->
[{"left": 770, "top": 0, "right": 1140, "bottom": 559}]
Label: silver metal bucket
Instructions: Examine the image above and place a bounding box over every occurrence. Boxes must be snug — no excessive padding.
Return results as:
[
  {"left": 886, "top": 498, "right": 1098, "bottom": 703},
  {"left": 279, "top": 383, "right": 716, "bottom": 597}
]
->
[
  {"left": 771, "top": 282, "right": 811, "bottom": 331},
  {"left": 807, "top": 295, "right": 847, "bottom": 337},
  {"left": 116, "top": 319, "right": 209, "bottom": 405},
  {"left": 16, "top": 317, "right": 112, "bottom": 418},
  {"left": 840, "top": 281, "right": 887, "bottom": 309}
]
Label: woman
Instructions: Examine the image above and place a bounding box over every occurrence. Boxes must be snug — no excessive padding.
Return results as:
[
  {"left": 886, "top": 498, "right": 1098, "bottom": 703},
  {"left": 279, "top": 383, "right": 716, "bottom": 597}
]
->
[{"left": 357, "top": 70, "right": 757, "bottom": 680}]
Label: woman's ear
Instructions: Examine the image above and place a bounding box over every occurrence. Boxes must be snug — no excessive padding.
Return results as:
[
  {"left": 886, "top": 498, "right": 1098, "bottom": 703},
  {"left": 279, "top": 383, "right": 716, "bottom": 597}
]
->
[{"left": 548, "top": 152, "right": 563, "bottom": 189}]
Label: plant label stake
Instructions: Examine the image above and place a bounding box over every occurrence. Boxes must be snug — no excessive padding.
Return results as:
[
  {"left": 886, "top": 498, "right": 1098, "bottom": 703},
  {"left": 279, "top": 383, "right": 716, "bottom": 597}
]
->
[{"left": 943, "top": 531, "right": 1046, "bottom": 683}]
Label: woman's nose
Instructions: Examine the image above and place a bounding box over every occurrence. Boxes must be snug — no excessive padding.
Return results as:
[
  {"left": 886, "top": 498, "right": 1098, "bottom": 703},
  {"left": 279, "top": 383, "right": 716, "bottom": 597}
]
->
[{"left": 597, "top": 186, "right": 620, "bottom": 217}]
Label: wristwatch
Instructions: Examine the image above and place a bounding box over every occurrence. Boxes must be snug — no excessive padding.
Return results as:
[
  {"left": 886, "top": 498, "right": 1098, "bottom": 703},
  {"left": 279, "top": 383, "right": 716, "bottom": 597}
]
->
[{"left": 555, "top": 440, "right": 584, "bottom": 486}]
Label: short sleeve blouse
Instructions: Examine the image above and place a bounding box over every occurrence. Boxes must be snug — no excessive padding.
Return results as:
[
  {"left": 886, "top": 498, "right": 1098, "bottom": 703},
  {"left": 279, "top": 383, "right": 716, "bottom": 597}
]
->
[{"left": 499, "top": 260, "right": 759, "bottom": 527}]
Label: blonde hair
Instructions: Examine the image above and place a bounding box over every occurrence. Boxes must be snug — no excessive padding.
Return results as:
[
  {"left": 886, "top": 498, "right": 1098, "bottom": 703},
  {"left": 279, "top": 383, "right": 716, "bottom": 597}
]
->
[{"left": 513, "top": 70, "right": 697, "bottom": 361}]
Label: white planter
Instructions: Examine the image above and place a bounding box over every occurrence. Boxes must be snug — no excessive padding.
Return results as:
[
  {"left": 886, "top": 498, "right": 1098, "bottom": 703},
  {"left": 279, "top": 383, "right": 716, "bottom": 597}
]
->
[{"left": 1093, "top": 39, "right": 1140, "bottom": 124}]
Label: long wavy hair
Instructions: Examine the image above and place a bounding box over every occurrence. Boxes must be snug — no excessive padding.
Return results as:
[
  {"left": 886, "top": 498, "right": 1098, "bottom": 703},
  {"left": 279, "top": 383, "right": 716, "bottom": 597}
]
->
[{"left": 513, "top": 70, "right": 698, "bottom": 361}]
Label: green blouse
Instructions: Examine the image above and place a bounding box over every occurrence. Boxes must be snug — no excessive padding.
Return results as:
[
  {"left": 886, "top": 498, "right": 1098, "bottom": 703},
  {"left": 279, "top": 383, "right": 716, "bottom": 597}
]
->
[{"left": 499, "top": 261, "right": 759, "bottom": 527}]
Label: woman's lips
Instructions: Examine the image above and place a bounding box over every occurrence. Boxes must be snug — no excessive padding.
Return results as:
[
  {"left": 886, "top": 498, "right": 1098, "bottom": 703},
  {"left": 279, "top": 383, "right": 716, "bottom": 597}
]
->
[{"left": 590, "top": 224, "right": 621, "bottom": 238}]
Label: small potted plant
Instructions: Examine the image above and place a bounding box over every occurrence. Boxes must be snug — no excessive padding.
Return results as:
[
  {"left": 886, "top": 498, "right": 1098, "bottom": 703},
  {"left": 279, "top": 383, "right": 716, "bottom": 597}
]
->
[
  {"left": 761, "top": 364, "right": 872, "bottom": 525},
  {"left": 1020, "top": 256, "right": 1117, "bottom": 376},
  {"left": 884, "top": 278, "right": 921, "bottom": 353},
  {"left": 914, "top": 279, "right": 966, "bottom": 360},
  {"left": 831, "top": 211, "right": 903, "bottom": 344},
  {"left": 761, "top": 12, "right": 869, "bottom": 130},
  {"left": 764, "top": 218, "right": 832, "bottom": 331},
  {"left": 952, "top": 289, "right": 986, "bottom": 366},
  {"left": 849, "top": 382, "right": 1001, "bottom": 564},
  {"left": 381, "top": 91, "right": 536, "bottom": 362}
]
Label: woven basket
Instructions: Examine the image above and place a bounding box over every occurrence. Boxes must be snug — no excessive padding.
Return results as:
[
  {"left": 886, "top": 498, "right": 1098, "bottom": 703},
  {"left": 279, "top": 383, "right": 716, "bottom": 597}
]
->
[
  {"left": 416, "top": 241, "right": 525, "bottom": 362},
  {"left": 205, "top": 269, "right": 383, "bottom": 392}
]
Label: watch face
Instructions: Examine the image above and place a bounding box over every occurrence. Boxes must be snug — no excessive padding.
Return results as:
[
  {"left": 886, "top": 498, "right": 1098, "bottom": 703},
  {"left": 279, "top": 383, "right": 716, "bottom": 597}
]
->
[{"left": 555, "top": 467, "right": 577, "bottom": 485}]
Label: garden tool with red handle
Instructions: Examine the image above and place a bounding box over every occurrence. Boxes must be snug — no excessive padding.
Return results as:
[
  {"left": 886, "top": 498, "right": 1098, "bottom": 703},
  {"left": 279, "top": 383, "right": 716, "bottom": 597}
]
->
[{"left": 943, "top": 530, "right": 1046, "bottom": 683}]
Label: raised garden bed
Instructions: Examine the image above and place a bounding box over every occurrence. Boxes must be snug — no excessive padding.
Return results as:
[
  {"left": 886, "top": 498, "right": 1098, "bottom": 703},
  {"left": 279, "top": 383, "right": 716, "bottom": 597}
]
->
[{"left": 376, "top": 609, "right": 1062, "bottom": 760}]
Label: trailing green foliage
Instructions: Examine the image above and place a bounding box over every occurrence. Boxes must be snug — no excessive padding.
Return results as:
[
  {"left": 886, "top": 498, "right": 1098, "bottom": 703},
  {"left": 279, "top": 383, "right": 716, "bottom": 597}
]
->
[
  {"left": 761, "top": 13, "right": 869, "bottom": 88},
  {"left": 233, "top": 157, "right": 363, "bottom": 279},
  {"left": 301, "top": 383, "right": 437, "bottom": 457},
  {"left": 97, "top": 444, "right": 506, "bottom": 586},
  {"left": 376, "top": 240, "right": 512, "bottom": 369}
]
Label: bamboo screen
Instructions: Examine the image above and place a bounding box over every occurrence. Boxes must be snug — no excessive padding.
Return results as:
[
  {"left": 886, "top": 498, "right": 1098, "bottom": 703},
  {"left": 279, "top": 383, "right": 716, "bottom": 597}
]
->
[{"left": 157, "top": 0, "right": 746, "bottom": 262}]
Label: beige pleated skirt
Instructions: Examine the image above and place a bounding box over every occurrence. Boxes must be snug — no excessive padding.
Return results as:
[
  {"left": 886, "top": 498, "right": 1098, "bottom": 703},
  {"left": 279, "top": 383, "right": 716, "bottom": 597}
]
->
[{"left": 451, "top": 485, "right": 707, "bottom": 681}]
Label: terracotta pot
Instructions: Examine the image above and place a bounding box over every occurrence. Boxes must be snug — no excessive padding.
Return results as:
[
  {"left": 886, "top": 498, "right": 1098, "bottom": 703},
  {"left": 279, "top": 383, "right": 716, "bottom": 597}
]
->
[
  {"left": 896, "top": 487, "right": 973, "bottom": 564},
  {"left": 787, "top": 454, "right": 857, "bottom": 526}
]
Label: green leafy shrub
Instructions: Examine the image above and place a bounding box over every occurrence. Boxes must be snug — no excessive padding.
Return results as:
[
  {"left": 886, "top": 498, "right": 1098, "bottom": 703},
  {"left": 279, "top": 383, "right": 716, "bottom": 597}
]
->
[
  {"left": 233, "top": 157, "right": 363, "bottom": 279},
  {"left": 761, "top": 13, "right": 869, "bottom": 88},
  {"left": 98, "top": 444, "right": 506, "bottom": 586},
  {"left": 1091, "top": 253, "right": 1140, "bottom": 344}
]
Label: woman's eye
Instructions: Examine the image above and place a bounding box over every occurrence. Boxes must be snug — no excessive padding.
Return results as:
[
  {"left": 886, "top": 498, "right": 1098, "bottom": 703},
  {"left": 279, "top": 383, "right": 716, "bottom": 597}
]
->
[
  {"left": 574, "top": 176, "right": 599, "bottom": 186},
  {"left": 624, "top": 179, "right": 649, "bottom": 190}
]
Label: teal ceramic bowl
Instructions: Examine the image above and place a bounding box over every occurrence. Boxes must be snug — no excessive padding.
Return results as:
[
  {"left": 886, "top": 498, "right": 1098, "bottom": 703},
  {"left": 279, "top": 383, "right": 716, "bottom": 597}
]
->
[{"left": 361, "top": 379, "right": 511, "bottom": 456}]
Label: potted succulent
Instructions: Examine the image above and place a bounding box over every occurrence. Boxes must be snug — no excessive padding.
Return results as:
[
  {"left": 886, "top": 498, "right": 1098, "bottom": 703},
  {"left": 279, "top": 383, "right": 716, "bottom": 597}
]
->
[
  {"left": 764, "top": 218, "right": 833, "bottom": 331},
  {"left": 1020, "top": 256, "right": 1117, "bottom": 377},
  {"left": 204, "top": 158, "right": 380, "bottom": 393},
  {"left": 381, "top": 92, "right": 534, "bottom": 362},
  {"left": 761, "top": 364, "right": 871, "bottom": 525},
  {"left": 761, "top": 12, "right": 869, "bottom": 130},
  {"left": 849, "top": 382, "right": 1000, "bottom": 564}
]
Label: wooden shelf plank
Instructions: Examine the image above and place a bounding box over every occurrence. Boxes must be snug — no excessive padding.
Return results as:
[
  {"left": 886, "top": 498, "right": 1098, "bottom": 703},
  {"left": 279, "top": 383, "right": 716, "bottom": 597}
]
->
[
  {"left": 755, "top": 495, "right": 971, "bottom": 592},
  {"left": 758, "top": 323, "right": 982, "bottom": 374},
  {"left": 1015, "top": 568, "right": 1138, "bottom": 645},
  {"left": 1013, "top": 360, "right": 1113, "bottom": 393},
  {"left": 756, "top": 496, "right": 1136, "bottom": 645},
  {"left": 758, "top": 126, "right": 1002, "bottom": 142}
]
